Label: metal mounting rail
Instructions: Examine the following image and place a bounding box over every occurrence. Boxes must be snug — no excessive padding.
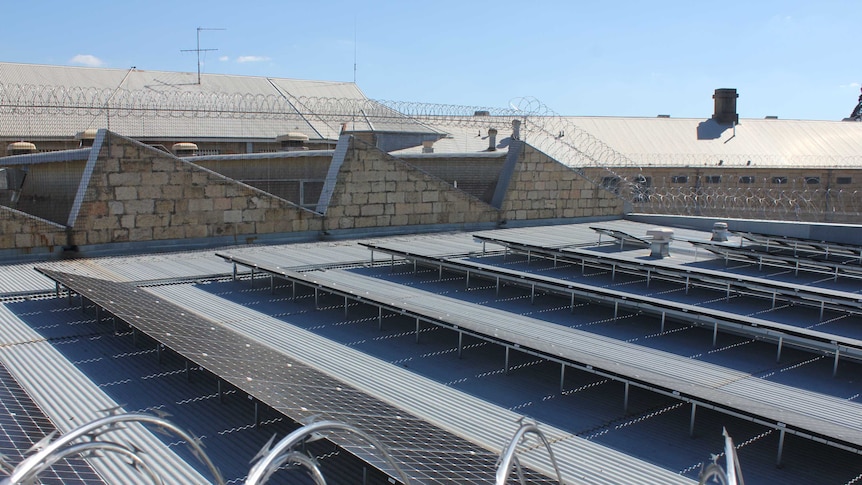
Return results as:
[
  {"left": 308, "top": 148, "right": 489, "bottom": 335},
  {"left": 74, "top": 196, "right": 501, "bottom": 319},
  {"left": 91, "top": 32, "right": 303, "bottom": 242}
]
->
[
  {"left": 360, "top": 242, "right": 862, "bottom": 367},
  {"left": 590, "top": 226, "right": 651, "bottom": 249},
  {"left": 732, "top": 230, "right": 862, "bottom": 264},
  {"left": 471, "top": 236, "right": 862, "bottom": 319},
  {"left": 217, "top": 252, "right": 862, "bottom": 464},
  {"left": 689, "top": 240, "right": 862, "bottom": 282}
]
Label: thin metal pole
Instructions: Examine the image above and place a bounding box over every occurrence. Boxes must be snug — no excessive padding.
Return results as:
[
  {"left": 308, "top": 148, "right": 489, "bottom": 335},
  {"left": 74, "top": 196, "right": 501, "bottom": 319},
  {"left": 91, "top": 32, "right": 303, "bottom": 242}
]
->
[
  {"left": 458, "top": 331, "right": 463, "bottom": 359},
  {"left": 623, "top": 381, "right": 630, "bottom": 413},
  {"left": 776, "top": 427, "right": 786, "bottom": 467},
  {"left": 689, "top": 403, "right": 697, "bottom": 437},
  {"left": 833, "top": 347, "right": 840, "bottom": 377},
  {"left": 559, "top": 364, "right": 566, "bottom": 392},
  {"left": 415, "top": 317, "right": 420, "bottom": 343},
  {"left": 505, "top": 346, "right": 510, "bottom": 375},
  {"left": 776, "top": 336, "right": 783, "bottom": 363}
]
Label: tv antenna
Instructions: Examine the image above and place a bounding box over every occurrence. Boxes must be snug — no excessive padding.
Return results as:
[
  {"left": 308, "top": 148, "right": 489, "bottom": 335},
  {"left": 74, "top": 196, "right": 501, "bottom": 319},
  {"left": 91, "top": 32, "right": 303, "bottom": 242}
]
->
[{"left": 181, "top": 27, "right": 225, "bottom": 84}]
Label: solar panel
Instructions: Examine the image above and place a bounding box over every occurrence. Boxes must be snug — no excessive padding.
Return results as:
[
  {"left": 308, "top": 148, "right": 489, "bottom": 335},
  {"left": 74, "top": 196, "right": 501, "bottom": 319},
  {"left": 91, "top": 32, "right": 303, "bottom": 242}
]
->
[
  {"left": 0, "top": 360, "right": 105, "bottom": 484},
  {"left": 34, "top": 268, "right": 556, "bottom": 484}
]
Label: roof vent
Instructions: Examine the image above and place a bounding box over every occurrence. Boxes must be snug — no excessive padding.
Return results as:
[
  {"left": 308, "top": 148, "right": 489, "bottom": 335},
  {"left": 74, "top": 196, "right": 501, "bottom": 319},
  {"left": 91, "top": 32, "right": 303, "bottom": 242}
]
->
[
  {"left": 646, "top": 228, "right": 674, "bottom": 258},
  {"left": 474, "top": 110, "right": 490, "bottom": 117},
  {"left": 276, "top": 132, "right": 309, "bottom": 151},
  {"left": 511, "top": 120, "right": 521, "bottom": 140},
  {"left": 711, "top": 222, "right": 730, "bottom": 242},
  {"left": 765, "top": 115, "right": 778, "bottom": 120},
  {"left": 422, "top": 140, "right": 434, "bottom": 153},
  {"left": 76, "top": 129, "right": 98, "bottom": 147},
  {"left": 487, "top": 128, "right": 498, "bottom": 152},
  {"left": 657, "top": 114, "right": 670, "bottom": 118},
  {"left": 5, "top": 141, "right": 37, "bottom": 156},
  {"left": 172, "top": 142, "right": 199, "bottom": 157},
  {"left": 712, "top": 88, "right": 739, "bottom": 124}
]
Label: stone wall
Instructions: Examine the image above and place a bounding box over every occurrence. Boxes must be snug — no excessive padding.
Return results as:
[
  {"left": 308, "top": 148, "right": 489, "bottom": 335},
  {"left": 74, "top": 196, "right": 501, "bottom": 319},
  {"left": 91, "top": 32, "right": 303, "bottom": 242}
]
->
[
  {"left": 323, "top": 138, "right": 500, "bottom": 230},
  {"left": 70, "top": 133, "right": 322, "bottom": 246},
  {"left": 501, "top": 144, "right": 624, "bottom": 221},
  {"left": 0, "top": 206, "right": 68, "bottom": 255}
]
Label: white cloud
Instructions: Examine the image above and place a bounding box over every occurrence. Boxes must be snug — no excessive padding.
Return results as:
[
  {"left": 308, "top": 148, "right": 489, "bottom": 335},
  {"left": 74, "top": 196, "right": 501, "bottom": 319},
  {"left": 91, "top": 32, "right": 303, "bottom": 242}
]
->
[
  {"left": 237, "top": 55, "right": 271, "bottom": 63},
  {"left": 841, "top": 82, "right": 861, "bottom": 89},
  {"left": 69, "top": 54, "right": 104, "bottom": 67},
  {"left": 219, "top": 56, "right": 229, "bottom": 62}
]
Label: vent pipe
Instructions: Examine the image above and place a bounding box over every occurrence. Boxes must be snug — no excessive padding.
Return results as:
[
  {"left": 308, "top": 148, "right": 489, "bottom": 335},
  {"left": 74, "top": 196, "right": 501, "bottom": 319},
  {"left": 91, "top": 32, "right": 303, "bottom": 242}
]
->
[
  {"left": 422, "top": 140, "right": 434, "bottom": 153},
  {"left": 511, "top": 120, "right": 521, "bottom": 140},
  {"left": 487, "top": 128, "right": 498, "bottom": 151}
]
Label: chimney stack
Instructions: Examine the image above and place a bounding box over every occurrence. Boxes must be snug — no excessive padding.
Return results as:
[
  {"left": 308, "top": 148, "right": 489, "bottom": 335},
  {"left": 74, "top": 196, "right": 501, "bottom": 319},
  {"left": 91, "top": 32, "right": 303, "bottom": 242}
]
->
[
  {"left": 487, "top": 128, "right": 497, "bottom": 151},
  {"left": 712, "top": 88, "right": 739, "bottom": 124},
  {"left": 422, "top": 140, "right": 434, "bottom": 153}
]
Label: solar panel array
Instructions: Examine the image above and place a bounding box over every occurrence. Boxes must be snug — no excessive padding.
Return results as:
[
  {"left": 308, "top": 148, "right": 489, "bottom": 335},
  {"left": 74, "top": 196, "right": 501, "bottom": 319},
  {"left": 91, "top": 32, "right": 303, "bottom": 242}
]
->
[
  {"left": 0, "top": 360, "right": 104, "bottom": 484},
  {"left": 34, "top": 268, "right": 560, "bottom": 484}
]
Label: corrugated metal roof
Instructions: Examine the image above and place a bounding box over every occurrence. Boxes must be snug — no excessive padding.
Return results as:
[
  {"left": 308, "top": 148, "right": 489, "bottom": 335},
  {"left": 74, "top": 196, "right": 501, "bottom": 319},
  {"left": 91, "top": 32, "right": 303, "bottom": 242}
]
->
[
  {"left": 0, "top": 62, "right": 435, "bottom": 141},
  {"left": 549, "top": 116, "right": 862, "bottom": 168}
]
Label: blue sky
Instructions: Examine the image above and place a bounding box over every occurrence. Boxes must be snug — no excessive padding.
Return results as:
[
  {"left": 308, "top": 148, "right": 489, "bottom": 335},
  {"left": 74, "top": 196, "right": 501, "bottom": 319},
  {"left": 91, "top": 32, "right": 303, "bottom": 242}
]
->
[{"left": 1, "top": 0, "right": 860, "bottom": 120}]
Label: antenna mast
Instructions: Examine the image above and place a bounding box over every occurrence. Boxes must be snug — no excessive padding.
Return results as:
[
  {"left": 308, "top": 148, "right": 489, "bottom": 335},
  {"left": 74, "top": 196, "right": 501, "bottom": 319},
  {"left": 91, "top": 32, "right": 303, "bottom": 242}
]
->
[{"left": 181, "top": 27, "right": 225, "bottom": 84}]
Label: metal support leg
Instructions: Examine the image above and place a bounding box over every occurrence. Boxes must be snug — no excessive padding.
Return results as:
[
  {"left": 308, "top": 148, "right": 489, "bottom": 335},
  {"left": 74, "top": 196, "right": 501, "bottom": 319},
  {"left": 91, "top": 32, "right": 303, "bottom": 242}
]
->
[
  {"left": 378, "top": 307, "right": 383, "bottom": 331},
  {"left": 776, "top": 336, "right": 783, "bottom": 363},
  {"left": 505, "top": 347, "right": 510, "bottom": 375},
  {"left": 314, "top": 288, "right": 319, "bottom": 309},
  {"left": 689, "top": 403, "right": 697, "bottom": 437},
  {"left": 232, "top": 263, "right": 237, "bottom": 281},
  {"left": 530, "top": 284, "right": 535, "bottom": 304},
  {"left": 132, "top": 328, "right": 138, "bottom": 347},
  {"left": 415, "top": 318, "right": 420, "bottom": 343},
  {"left": 623, "top": 381, "right": 630, "bottom": 413},
  {"left": 250, "top": 267, "right": 255, "bottom": 288},
  {"left": 185, "top": 360, "right": 190, "bottom": 382},
  {"left": 270, "top": 275, "right": 274, "bottom": 295},
  {"left": 344, "top": 296, "right": 348, "bottom": 316},
  {"left": 614, "top": 301, "right": 619, "bottom": 319},
  {"left": 496, "top": 277, "right": 500, "bottom": 297},
  {"left": 458, "top": 332, "right": 463, "bottom": 359},
  {"left": 833, "top": 347, "right": 840, "bottom": 377},
  {"left": 559, "top": 364, "right": 566, "bottom": 393},
  {"left": 218, "top": 379, "right": 224, "bottom": 403},
  {"left": 292, "top": 281, "right": 296, "bottom": 300},
  {"left": 776, "top": 427, "right": 786, "bottom": 467},
  {"left": 466, "top": 271, "right": 470, "bottom": 289},
  {"left": 713, "top": 322, "right": 718, "bottom": 347},
  {"left": 96, "top": 306, "right": 102, "bottom": 325},
  {"left": 254, "top": 400, "right": 260, "bottom": 428},
  {"left": 660, "top": 312, "right": 666, "bottom": 333},
  {"left": 157, "top": 344, "right": 162, "bottom": 364}
]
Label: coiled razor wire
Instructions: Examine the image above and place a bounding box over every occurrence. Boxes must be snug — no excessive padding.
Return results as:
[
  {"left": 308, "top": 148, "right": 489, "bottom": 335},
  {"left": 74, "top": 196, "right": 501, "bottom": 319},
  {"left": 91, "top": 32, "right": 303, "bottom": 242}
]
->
[{"left": 2, "top": 83, "right": 861, "bottom": 223}]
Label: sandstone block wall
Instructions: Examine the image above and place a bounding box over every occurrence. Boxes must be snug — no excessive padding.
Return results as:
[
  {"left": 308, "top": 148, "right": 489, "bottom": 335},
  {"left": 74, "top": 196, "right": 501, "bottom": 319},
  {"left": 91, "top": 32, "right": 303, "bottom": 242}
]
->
[
  {"left": 323, "top": 138, "right": 500, "bottom": 230},
  {"left": 501, "top": 145, "right": 624, "bottom": 221},
  {"left": 0, "top": 207, "right": 68, "bottom": 252},
  {"left": 71, "top": 133, "right": 323, "bottom": 246}
]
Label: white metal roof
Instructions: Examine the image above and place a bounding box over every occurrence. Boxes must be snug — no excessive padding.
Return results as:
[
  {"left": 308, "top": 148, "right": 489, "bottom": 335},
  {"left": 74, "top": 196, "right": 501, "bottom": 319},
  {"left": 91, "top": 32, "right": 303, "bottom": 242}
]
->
[{"left": 551, "top": 116, "right": 862, "bottom": 168}]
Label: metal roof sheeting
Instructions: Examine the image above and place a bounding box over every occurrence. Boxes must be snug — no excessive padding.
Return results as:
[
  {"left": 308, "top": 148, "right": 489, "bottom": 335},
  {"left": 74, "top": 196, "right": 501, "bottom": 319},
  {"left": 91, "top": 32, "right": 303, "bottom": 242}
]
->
[{"left": 555, "top": 116, "right": 862, "bottom": 168}]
